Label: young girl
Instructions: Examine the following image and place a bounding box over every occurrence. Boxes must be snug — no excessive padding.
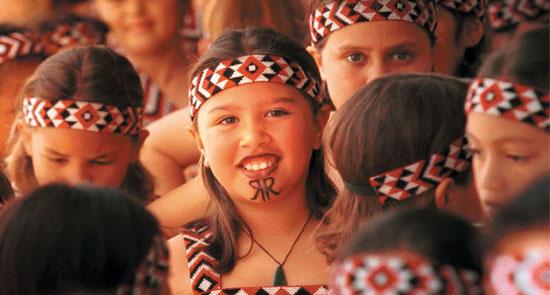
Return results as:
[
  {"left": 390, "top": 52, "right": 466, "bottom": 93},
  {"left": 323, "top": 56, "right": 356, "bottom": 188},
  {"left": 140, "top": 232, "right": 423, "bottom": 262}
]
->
[
  {"left": 464, "top": 26, "right": 549, "bottom": 218},
  {"left": 331, "top": 208, "right": 483, "bottom": 294},
  {"left": 0, "top": 184, "right": 169, "bottom": 294},
  {"left": 167, "top": 27, "right": 336, "bottom": 294},
  {"left": 484, "top": 177, "right": 549, "bottom": 294},
  {"left": 5, "top": 46, "right": 153, "bottom": 201},
  {"left": 0, "top": 25, "right": 44, "bottom": 158},
  {"left": 318, "top": 73, "right": 480, "bottom": 261}
]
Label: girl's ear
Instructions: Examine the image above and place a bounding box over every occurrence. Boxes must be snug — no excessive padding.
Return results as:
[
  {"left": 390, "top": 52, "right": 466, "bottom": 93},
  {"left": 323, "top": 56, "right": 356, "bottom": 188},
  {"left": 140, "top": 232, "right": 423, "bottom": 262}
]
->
[
  {"left": 188, "top": 127, "right": 205, "bottom": 154},
  {"left": 435, "top": 178, "right": 455, "bottom": 209},
  {"left": 131, "top": 129, "right": 150, "bottom": 161},
  {"left": 307, "top": 45, "right": 325, "bottom": 80},
  {"left": 313, "top": 104, "right": 332, "bottom": 150},
  {"left": 461, "top": 16, "right": 485, "bottom": 48}
]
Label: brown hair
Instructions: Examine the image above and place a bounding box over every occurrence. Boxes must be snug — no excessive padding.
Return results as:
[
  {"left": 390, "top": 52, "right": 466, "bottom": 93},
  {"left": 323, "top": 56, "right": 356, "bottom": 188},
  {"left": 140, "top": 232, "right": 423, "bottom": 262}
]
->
[
  {"left": 5, "top": 46, "right": 153, "bottom": 201},
  {"left": 318, "top": 73, "right": 470, "bottom": 261},
  {"left": 189, "top": 27, "right": 336, "bottom": 273}
]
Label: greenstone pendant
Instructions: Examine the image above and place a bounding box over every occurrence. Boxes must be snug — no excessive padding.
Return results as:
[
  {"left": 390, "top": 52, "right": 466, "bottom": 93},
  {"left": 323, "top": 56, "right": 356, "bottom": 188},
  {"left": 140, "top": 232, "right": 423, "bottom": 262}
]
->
[{"left": 273, "top": 265, "right": 288, "bottom": 286}]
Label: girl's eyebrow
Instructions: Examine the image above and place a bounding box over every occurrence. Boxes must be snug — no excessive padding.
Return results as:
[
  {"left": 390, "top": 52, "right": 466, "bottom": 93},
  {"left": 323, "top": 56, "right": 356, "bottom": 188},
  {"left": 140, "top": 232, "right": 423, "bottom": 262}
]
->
[
  {"left": 271, "top": 97, "right": 298, "bottom": 104},
  {"left": 44, "top": 148, "right": 68, "bottom": 157}
]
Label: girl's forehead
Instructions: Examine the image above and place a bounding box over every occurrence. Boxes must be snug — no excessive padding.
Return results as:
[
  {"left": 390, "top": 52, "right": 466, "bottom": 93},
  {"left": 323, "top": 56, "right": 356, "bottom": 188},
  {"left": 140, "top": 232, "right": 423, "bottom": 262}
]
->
[{"left": 30, "top": 128, "right": 133, "bottom": 153}]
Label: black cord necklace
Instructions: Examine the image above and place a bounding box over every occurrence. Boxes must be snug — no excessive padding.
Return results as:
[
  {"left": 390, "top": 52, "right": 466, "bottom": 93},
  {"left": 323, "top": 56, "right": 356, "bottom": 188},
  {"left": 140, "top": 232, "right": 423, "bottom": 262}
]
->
[{"left": 244, "top": 213, "right": 313, "bottom": 286}]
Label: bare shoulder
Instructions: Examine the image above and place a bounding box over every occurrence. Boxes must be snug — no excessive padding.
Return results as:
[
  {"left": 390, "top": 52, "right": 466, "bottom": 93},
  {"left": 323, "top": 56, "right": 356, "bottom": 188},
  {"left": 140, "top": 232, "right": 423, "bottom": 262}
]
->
[{"left": 168, "top": 233, "right": 193, "bottom": 295}]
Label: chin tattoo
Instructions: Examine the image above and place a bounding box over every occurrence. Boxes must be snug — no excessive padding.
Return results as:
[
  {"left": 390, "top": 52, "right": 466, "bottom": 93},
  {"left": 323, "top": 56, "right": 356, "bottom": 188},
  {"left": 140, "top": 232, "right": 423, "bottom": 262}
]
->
[{"left": 249, "top": 177, "right": 281, "bottom": 201}]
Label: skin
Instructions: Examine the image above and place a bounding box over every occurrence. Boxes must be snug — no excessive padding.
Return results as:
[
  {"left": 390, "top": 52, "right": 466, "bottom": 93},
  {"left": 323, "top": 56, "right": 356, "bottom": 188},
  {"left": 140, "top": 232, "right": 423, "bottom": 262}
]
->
[
  {"left": 308, "top": 21, "right": 433, "bottom": 108},
  {"left": 466, "top": 114, "right": 550, "bottom": 219},
  {"left": 0, "top": 60, "right": 39, "bottom": 158},
  {"left": 168, "top": 83, "right": 330, "bottom": 293},
  {"left": 0, "top": 0, "right": 51, "bottom": 25},
  {"left": 23, "top": 127, "right": 145, "bottom": 187}
]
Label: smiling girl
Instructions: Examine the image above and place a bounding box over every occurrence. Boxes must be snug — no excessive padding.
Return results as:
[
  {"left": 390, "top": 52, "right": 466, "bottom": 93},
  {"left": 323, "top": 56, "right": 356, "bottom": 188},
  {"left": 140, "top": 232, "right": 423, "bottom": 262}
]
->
[{"left": 167, "top": 27, "right": 336, "bottom": 294}]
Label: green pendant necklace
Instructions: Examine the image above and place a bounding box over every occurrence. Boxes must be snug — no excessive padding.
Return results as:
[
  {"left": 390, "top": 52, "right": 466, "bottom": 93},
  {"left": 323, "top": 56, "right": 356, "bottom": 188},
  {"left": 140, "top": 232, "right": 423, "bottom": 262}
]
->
[{"left": 247, "top": 213, "right": 313, "bottom": 286}]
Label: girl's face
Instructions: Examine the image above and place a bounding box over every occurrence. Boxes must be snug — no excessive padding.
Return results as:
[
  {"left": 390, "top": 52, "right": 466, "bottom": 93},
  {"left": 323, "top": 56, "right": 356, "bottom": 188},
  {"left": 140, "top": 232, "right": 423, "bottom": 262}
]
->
[
  {"left": 310, "top": 21, "right": 433, "bottom": 109},
  {"left": 25, "top": 127, "right": 139, "bottom": 187},
  {"left": 466, "top": 114, "right": 550, "bottom": 218},
  {"left": 194, "top": 83, "right": 325, "bottom": 205},
  {"left": 95, "top": 0, "right": 181, "bottom": 54}
]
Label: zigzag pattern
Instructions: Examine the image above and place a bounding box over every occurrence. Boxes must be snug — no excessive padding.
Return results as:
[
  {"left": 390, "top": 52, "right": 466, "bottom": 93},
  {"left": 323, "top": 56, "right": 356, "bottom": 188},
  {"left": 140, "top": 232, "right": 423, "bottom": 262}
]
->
[
  {"left": 309, "top": 0, "right": 436, "bottom": 45},
  {"left": 0, "top": 31, "right": 43, "bottom": 64},
  {"left": 211, "top": 285, "right": 329, "bottom": 295},
  {"left": 436, "top": 0, "right": 486, "bottom": 18},
  {"left": 465, "top": 78, "right": 550, "bottom": 132},
  {"left": 369, "top": 137, "right": 471, "bottom": 204},
  {"left": 43, "top": 22, "right": 103, "bottom": 55},
  {"left": 188, "top": 54, "right": 321, "bottom": 120},
  {"left": 488, "top": 0, "right": 550, "bottom": 30},
  {"left": 22, "top": 98, "right": 143, "bottom": 135},
  {"left": 183, "top": 225, "right": 221, "bottom": 293}
]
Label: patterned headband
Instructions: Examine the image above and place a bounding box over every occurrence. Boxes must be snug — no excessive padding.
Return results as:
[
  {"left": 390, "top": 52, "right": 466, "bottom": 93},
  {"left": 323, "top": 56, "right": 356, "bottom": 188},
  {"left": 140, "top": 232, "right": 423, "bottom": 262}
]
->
[
  {"left": 331, "top": 252, "right": 481, "bottom": 294},
  {"left": 309, "top": 0, "right": 437, "bottom": 45},
  {"left": 188, "top": 54, "right": 321, "bottom": 120},
  {"left": 486, "top": 251, "right": 550, "bottom": 294},
  {"left": 437, "top": 0, "right": 486, "bottom": 18},
  {"left": 42, "top": 22, "right": 104, "bottom": 56},
  {"left": 117, "top": 235, "right": 170, "bottom": 294},
  {"left": 23, "top": 98, "right": 143, "bottom": 135},
  {"left": 344, "top": 137, "right": 471, "bottom": 205},
  {"left": 0, "top": 31, "right": 44, "bottom": 65},
  {"left": 465, "top": 78, "right": 550, "bottom": 132},
  {"left": 488, "top": 0, "right": 549, "bottom": 31}
]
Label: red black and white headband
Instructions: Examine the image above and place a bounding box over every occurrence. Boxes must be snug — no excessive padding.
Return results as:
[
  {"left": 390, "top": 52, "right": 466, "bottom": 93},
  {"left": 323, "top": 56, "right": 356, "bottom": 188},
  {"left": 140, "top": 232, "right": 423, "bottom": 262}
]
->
[
  {"left": 488, "top": 0, "right": 549, "bottom": 31},
  {"left": 465, "top": 77, "right": 550, "bottom": 132},
  {"left": 188, "top": 54, "right": 322, "bottom": 120},
  {"left": 42, "top": 22, "right": 104, "bottom": 56},
  {"left": 0, "top": 31, "right": 44, "bottom": 65},
  {"left": 437, "top": 0, "right": 487, "bottom": 18},
  {"left": 344, "top": 137, "right": 471, "bottom": 204},
  {"left": 331, "top": 252, "right": 481, "bottom": 294},
  {"left": 117, "top": 234, "right": 170, "bottom": 294},
  {"left": 486, "top": 250, "right": 550, "bottom": 294},
  {"left": 22, "top": 98, "right": 143, "bottom": 136},
  {"left": 309, "top": 0, "right": 437, "bottom": 46}
]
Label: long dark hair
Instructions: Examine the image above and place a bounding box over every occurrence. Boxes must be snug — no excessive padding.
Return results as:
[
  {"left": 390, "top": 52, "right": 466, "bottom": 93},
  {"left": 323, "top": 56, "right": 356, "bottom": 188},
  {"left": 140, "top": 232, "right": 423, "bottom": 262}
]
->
[
  {"left": 318, "top": 73, "right": 470, "bottom": 261},
  {"left": 189, "top": 27, "right": 336, "bottom": 273}
]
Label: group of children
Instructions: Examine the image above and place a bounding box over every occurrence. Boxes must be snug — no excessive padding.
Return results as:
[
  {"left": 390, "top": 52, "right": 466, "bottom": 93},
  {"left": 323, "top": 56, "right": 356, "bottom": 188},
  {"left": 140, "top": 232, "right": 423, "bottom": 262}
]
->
[{"left": 0, "top": 0, "right": 548, "bottom": 294}]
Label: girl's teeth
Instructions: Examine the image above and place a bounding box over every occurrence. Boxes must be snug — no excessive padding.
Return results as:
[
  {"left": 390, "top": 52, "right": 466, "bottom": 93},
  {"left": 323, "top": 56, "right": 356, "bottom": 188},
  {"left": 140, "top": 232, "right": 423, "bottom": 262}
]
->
[
  {"left": 259, "top": 162, "right": 268, "bottom": 169},
  {"left": 244, "top": 162, "right": 272, "bottom": 171},
  {"left": 253, "top": 164, "right": 260, "bottom": 171}
]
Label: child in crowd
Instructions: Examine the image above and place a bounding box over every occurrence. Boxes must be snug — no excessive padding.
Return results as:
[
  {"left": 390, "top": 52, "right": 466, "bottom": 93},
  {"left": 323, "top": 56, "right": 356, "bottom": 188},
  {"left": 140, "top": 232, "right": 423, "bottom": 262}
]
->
[
  {"left": 167, "top": 27, "right": 336, "bottom": 294},
  {"left": 5, "top": 46, "right": 154, "bottom": 201},
  {"left": 331, "top": 208, "right": 483, "bottom": 294},
  {"left": 484, "top": 177, "right": 549, "bottom": 294},
  {"left": 464, "top": 26, "right": 549, "bottom": 218},
  {"left": 0, "top": 25, "right": 44, "bottom": 158},
  {"left": 0, "top": 184, "right": 169, "bottom": 294},
  {"left": 319, "top": 73, "right": 480, "bottom": 260}
]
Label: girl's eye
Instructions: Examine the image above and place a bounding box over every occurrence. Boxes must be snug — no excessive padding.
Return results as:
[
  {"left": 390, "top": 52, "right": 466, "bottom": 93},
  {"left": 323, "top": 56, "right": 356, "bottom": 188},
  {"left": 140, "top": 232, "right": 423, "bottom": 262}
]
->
[
  {"left": 48, "top": 157, "right": 67, "bottom": 164},
  {"left": 346, "top": 53, "right": 365, "bottom": 64},
  {"left": 506, "top": 154, "right": 529, "bottom": 163},
  {"left": 90, "top": 160, "right": 113, "bottom": 166},
  {"left": 390, "top": 51, "right": 414, "bottom": 62},
  {"left": 267, "top": 109, "right": 290, "bottom": 117},
  {"left": 218, "top": 117, "right": 238, "bottom": 125}
]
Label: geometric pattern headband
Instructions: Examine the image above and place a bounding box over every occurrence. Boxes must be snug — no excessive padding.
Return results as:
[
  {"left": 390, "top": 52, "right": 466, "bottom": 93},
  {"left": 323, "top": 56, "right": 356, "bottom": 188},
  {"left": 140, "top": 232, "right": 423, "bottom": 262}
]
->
[
  {"left": 345, "top": 137, "right": 472, "bottom": 205},
  {"left": 42, "top": 22, "right": 104, "bottom": 56},
  {"left": 22, "top": 98, "right": 143, "bottom": 136},
  {"left": 436, "top": 0, "right": 486, "bottom": 18},
  {"left": 309, "top": 0, "right": 437, "bottom": 45},
  {"left": 486, "top": 250, "right": 550, "bottom": 295},
  {"left": 0, "top": 31, "right": 44, "bottom": 65},
  {"left": 188, "top": 54, "right": 321, "bottom": 120},
  {"left": 488, "top": 0, "right": 550, "bottom": 31},
  {"left": 331, "top": 252, "right": 482, "bottom": 294},
  {"left": 465, "top": 78, "right": 550, "bottom": 132}
]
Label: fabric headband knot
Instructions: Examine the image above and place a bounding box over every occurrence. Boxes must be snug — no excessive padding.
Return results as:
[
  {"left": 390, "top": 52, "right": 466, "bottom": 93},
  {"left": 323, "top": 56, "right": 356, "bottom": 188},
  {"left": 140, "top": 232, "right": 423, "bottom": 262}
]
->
[
  {"left": 344, "top": 137, "right": 471, "bottom": 204},
  {"left": 437, "top": 0, "right": 486, "bottom": 18},
  {"left": 0, "top": 31, "right": 44, "bottom": 65},
  {"left": 22, "top": 98, "right": 143, "bottom": 135},
  {"left": 465, "top": 77, "right": 550, "bottom": 132},
  {"left": 43, "top": 22, "right": 104, "bottom": 55},
  {"left": 331, "top": 252, "right": 482, "bottom": 294},
  {"left": 188, "top": 54, "right": 322, "bottom": 120},
  {"left": 486, "top": 251, "right": 550, "bottom": 294},
  {"left": 309, "top": 0, "right": 437, "bottom": 46},
  {"left": 488, "top": 0, "right": 549, "bottom": 31},
  {"left": 117, "top": 234, "right": 170, "bottom": 293}
]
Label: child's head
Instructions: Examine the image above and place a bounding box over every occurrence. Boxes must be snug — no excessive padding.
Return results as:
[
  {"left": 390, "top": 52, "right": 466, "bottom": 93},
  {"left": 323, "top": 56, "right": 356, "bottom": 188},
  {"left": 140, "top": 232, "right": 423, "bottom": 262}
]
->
[
  {"left": 331, "top": 208, "right": 483, "bottom": 294},
  {"left": 0, "top": 184, "right": 169, "bottom": 294},
  {"left": 319, "top": 73, "right": 478, "bottom": 259},
  {"left": 188, "top": 26, "right": 336, "bottom": 272},
  {"left": 484, "top": 176, "right": 549, "bottom": 294},
  {"left": 307, "top": 0, "right": 437, "bottom": 108},
  {"left": 0, "top": 170, "right": 14, "bottom": 207},
  {"left": 433, "top": 0, "right": 486, "bottom": 76},
  {"left": 0, "top": 24, "right": 44, "bottom": 157},
  {"left": 465, "top": 26, "right": 549, "bottom": 218},
  {"left": 6, "top": 46, "right": 153, "bottom": 200}
]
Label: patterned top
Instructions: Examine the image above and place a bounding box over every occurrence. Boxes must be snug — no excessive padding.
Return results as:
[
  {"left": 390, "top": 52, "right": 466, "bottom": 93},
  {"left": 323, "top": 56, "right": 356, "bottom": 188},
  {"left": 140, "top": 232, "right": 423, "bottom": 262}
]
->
[{"left": 182, "top": 223, "right": 329, "bottom": 295}]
